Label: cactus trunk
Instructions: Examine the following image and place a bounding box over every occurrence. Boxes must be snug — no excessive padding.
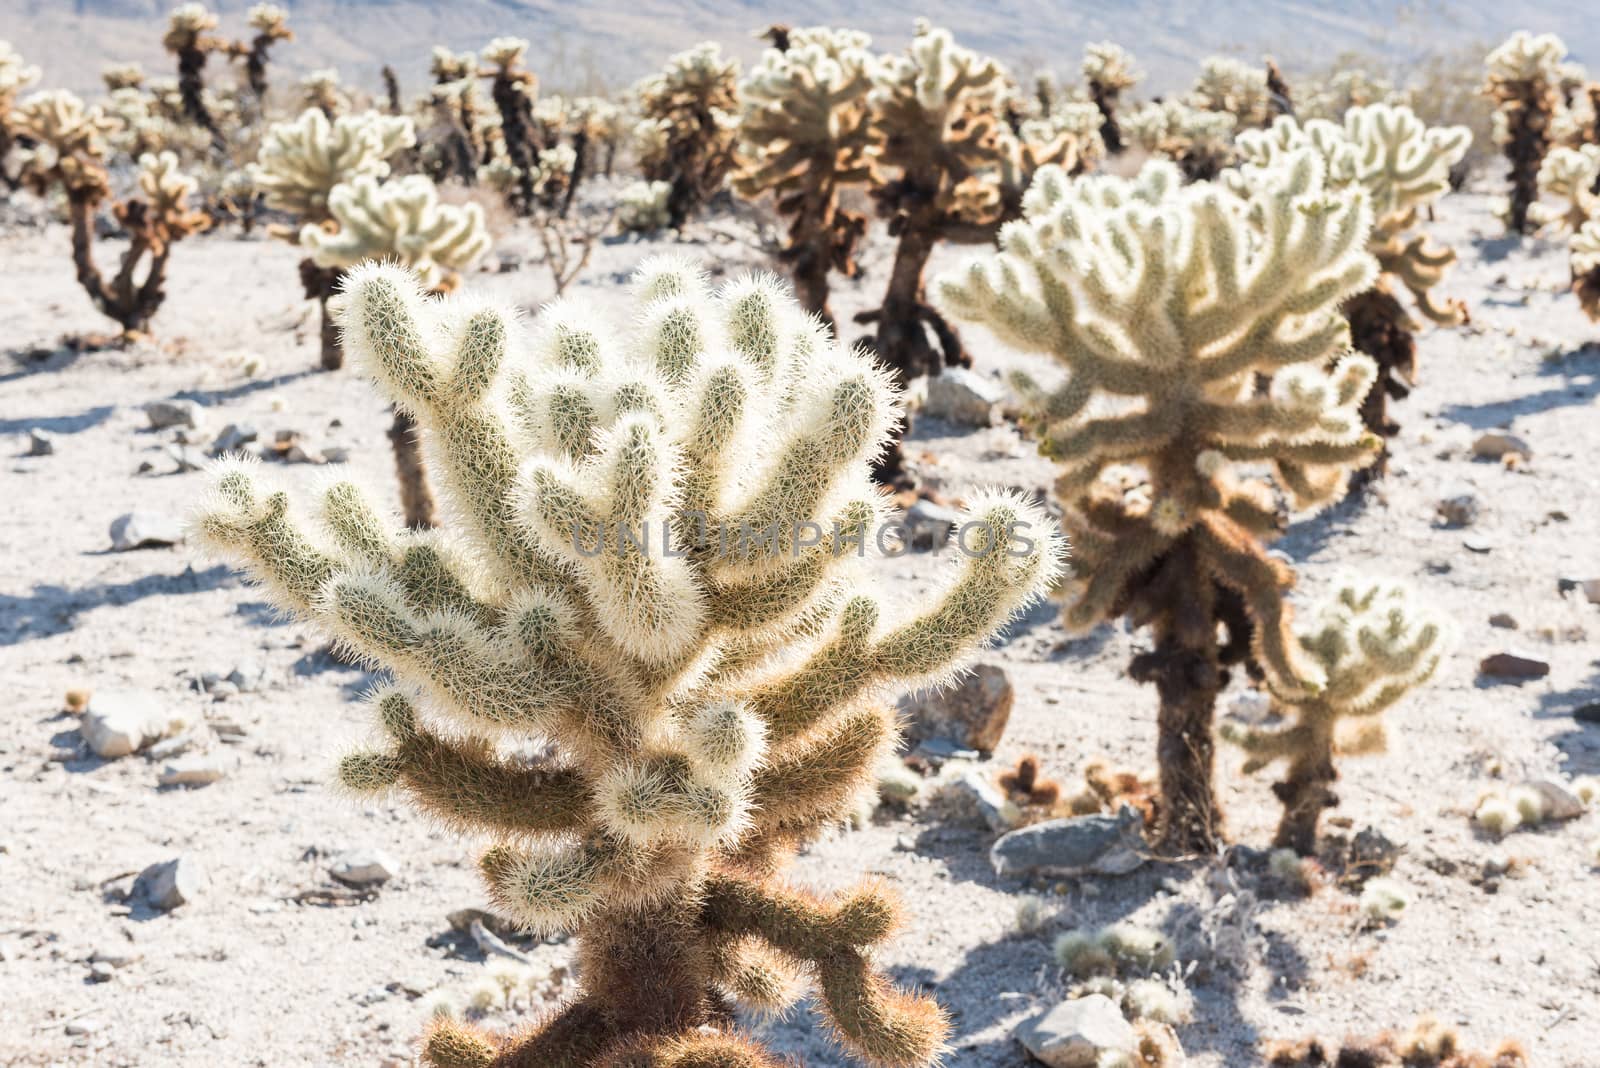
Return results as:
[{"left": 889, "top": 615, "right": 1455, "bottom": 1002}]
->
[
  {"left": 1344, "top": 286, "right": 1414, "bottom": 483},
  {"left": 1272, "top": 726, "right": 1337, "bottom": 855},
  {"left": 870, "top": 223, "right": 963, "bottom": 387},
  {"left": 68, "top": 191, "right": 169, "bottom": 336},
  {"left": 387, "top": 408, "right": 436, "bottom": 529},
  {"left": 300, "top": 260, "right": 345, "bottom": 370}
]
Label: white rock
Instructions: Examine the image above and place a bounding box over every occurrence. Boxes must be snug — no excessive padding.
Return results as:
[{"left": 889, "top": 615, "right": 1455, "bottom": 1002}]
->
[
  {"left": 1435, "top": 491, "right": 1480, "bottom": 528},
  {"left": 1471, "top": 431, "right": 1532, "bottom": 461},
  {"left": 1014, "top": 995, "right": 1136, "bottom": 1068},
  {"left": 1524, "top": 779, "right": 1585, "bottom": 822},
  {"left": 143, "top": 399, "right": 202, "bottom": 430},
  {"left": 110, "top": 511, "right": 185, "bottom": 551},
  {"left": 134, "top": 855, "right": 206, "bottom": 910},
  {"left": 330, "top": 848, "right": 399, "bottom": 887},
  {"left": 923, "top": 367, "right": 1004, "bottom": 427},
  {"left": 938, "top": 768, "right": 1021, "bottom": 833},
  {"left": 80, "top": 691, "right": 187, "bottom": 759},
  {"left": 1581, "top": 579, "right": 1600, "bottom": 606},
  {"left": 158, "top": 754, "right": 234, "bottom": 787},
  {"left": 27, "top": 428, "right": 55, "bottom": 456}
]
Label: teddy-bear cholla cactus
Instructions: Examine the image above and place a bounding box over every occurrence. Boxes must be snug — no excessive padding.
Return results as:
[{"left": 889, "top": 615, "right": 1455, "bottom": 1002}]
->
[
  {"left": 734, "top": 26, "right": 879, "bottom": 328},
  {"left": 195, "top": 256, "right": 1061, "bottom": 1066},
  {"left": 162, "top": 2, "right": 231, "bottom": 145},
  {"left": 1484, "top": 32, "right": 1567, "bottom": 233},
  {"left": 1, "top": 40, "right": 42, "bottom": 187},
  {"left": 1234, "top": 105, "right": 1471, "bottom": 477},
  {"left": 237, "top": 3, "right": 291, "bottom": 102},
  {"left": 1221, "top": 579, "right": 1444, "bottom": 854},
  {"left": 1534, "top": 144, "right": 1600, "bottom": 231},
  {"left": 936, "top": 152, "right": 1381, "bottom": 852},
  {"left": 480, "top": 36, "right": 543, "bottom": 215},
  {"left": 1190, "top": 56, "right": 1275, "bottom": 129},
  {"left": 619, "top": 179, "right": 672, "bottom": 232},
  {"left": 1126, "top": 98, "right": 1239, "bottom": 183},
  {"left": 1571, "top": 218, "right": 1600, "bottom": 320},
  {"left": 636, "top": 42, "right": 741, "bottom": 227},
  {"left": 1082, "top": 42, "right": 1139, "bottom": 155}
]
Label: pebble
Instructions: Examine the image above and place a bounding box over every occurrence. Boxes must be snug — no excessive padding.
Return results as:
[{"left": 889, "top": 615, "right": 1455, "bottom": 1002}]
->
[
  {"left": 226, "top": 661, "right": 265, "bottom": 693},
  {"left": 208, "top": 423, "right": 258, "bottom": 456},
  {"left": 1488, "top": 612, "right": 1518, "bottom": 630},
  {"left": 1524, "top": 779, "right": 1585, "bottom": 822},
  {"left": 27, "top": 427, "right": 55, "bottom": 456},
  {"left": 923, "top": 366, "right": 1004, "bottom": 427},
  {"left": 938, "top": 768, "right": 1020, "bottom": 834},
  {"left": 1013, "top": 994, "right": 1135, "bottom": 1068},
  {"left": 64, "top": 1019, "right": 102, "bottom": 1037},
  {"left": 1471, "top": 431, "right": 1533, "bottom": 461},
  {"left": 80, "top": 690, "right": 187, "bottom": 759},
  {"left": 1435, "top": 491, "right": 1481, "bottom": 528},
  {"left": 143, "top": 398, "right": 203, "bottom": 430},
  {"left": 899, "top": 663, "right": 1014, "bottom": 753},
  {"left": 1478, "top": 652, "right": 1551, "bottom": 680},
  {"left": 902, "top": 500, "right": 965, "bottom": 552},
  {"left": 330, "top": 849, "right": 400, "bottom": 887},
  {"left": 321, "top": 445, "right": 351, "bottom": 464},
  {"left": 164, "top": 442, "right": 202, "bottom": 473},
  {"left": 134, "top": 854, "right": 206, "bottom": 911},
  {"left": 158, "top": 754, "right": 235, "bottom": 787},
  {"left": 87, "top": 960, "right": 115, "bottom": 983},
  {"left": 110, "top": 510, "right": 185, "bottom": 551}
]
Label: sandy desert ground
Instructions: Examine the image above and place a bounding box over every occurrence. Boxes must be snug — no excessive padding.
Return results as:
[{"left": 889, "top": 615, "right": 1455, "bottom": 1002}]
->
[{"left": 1, "top": 177, "right": 1598, "bottom": 1067}]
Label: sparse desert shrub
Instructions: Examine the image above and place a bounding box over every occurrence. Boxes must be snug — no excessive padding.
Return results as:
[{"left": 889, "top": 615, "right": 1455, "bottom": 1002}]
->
[
  {"left": 15, "top": 92, "right": 206, "bottom": 336},
  {"left": 937, "top": 153, "right": 1381, "bottom": 853},
  {"left": 1231, "top": 104, "right": 1471, "bottom": 478},
  {"left": 250, "top": 106, "right": 415, "bottom": 369},
  {"left": 635, "top": 42, "right": 741, "bottom": 227},
  {"left": 1223, "top": 579, "right": 1444, "bottom": 854},
  {"left": 1082, "top": 41, "right": 1140, "bottom": 155},
  {"left": 195, "top": 256, "right": 1061, "bottom": 1066},
  {"left": 1483, "top": 31, "right": 1567, "bottom": 233},
  {"left": 734, "top": 26, "right": 879, "bottom": 328},
  {"left": 0, "top": 39, "right": 41, "bottom": 189}
]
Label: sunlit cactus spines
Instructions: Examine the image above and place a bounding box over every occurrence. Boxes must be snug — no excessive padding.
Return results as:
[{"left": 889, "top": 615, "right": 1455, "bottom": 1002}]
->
[
  {"left": 734, "top": 26, "right": 880, "bottom": 328},
  {"left": 936, "top": 152, "right": 1381, "bottom": 853},
  {"left": 1534, "top": 144, "right": 1600, "bottom": 231},
  {"left": 1222, "top": 579, "right": 1445, "bottom": 854},
  {"left": 194, "top": 256, "right": 1062, "bottom": 1066},
  {"left": 1233, "top": 105, "right": 1472, "bottom": 476},
  {"left": 299, "top": 174, "right": 491, "bottom": 290},
  {"left": 1126, "top": 98, "right": 1239, "bottom": 182},
  {"left": 252, "top": 107, "right": 416, "bottom": 222},
  {"left": 1189, "top": 55, "right": 1274, "bottom": 128},
  {"left": 1484, "top": 31, "right": 1568, "bottom": 233},
  {"left": 636, "top": 42, "right": 742, "bottom": 227},
  {"left": 1081, "top": 41, "right": 1140, "bottom": 155}
]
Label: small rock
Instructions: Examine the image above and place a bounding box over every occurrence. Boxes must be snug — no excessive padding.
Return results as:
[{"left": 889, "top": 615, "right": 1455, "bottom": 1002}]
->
[
  {"left": 145, "top": 731, "right": 202, "bottom": 761},
  {"left": 1225, "top": 689, "right": 1274, "bottom": 724},
  {"left": 1581, "top": 579, "right": 1600, "bottom": 606},
  {"left": 1478, "top": 652, "right": 1550, "bottom": 680},
  {"left": 1462, "top": 536, "right": 1493, "bottom": 554},
  {"left": 164, "top": 442, "right": 202, "bottom": 473},
  {"left": 899, "top": 664, "right": 1014, "bottom": 753},
  {"left": 321, "top": 445, "right": 350, "bottom": 464},
  {"left": 27, "top": 427, "right": 56, "bottom": 456},
  {"left": 923, "top": 367, "right": 1004, "bottom": 427},
  {"left": 158, "top": 754, "right": 234, "bottom": 787},
  {"left": 330, "top": 848, "right": 399, "bottom": 887},
  {"left": 938, "top": 768, "right": 1020, "bottom": 833},
  {"left": 208, "top": 680, "right": 240, "bottom": 701},
  {"left": 208, "top": 423, "right": 258, "bottom": 456},
  {"left": 991, "top": 806, "right": 1146, "bottom": 879},
  {"left": 1436, "top": 491, "right": 1480, "bottom": 528},
  {"left": 1014, "top": 994, "right": 1136, "bottom": 1068},
  {"left": 1488, "top": 612, "right": 1518, "bottom": 630},
  {"left": 1471, "top": 431, "right": 1532, "bottom": 462},
  {"left": 226, "top": 661, "right": 265, "bottom": 692},
  {"left": 1523, "top": 780, "right": 1585, "bottom": 822},
  {"left": 143, "top": 398, "right": 202, "bottom": 430},
  {"left": 1574, "top": 702, "right": 1600, "bottom": 725},
  {"left": 133, "top": 855, "right": 206, "bottom": 910},
  {"left": 64, "top": 1019, "right": 102, "bottom": 1037},
  {"left": 87, "top": 960, "right": 115, "bottom": 983},
  {"left": 902, "top": 500, "right": 965, "bottom": 552},
  {"left": 1482, "top": 851, "right": 1512, "bottom": 879},
  {"left": 110, "top": 510, "right": 185, "bottom": 551},
  {"left": 80, "top": 691, "right": 187, "bottom": 759}
]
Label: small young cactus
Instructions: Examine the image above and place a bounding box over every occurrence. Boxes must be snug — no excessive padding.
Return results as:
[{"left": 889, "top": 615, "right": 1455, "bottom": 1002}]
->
[
  {"left": 1081, "top": 42, "right": 1140, "bottom": 155},
  {"left": 618, "top": 179, "right": 672, "bottom": 232},
  {"left": 1484, "top": 31, "right": 1568, "bottom": 233},
  {"left": 194, "top": 257, "right": 1062, "bottom": 1066},
  {"left": 734, "top": 26, "right": 880, "bottom": 328},
  {"left": 1222, "top": 579, "right": 1444, "bottom": 853},
  {"left": 937, "top": 153, "right": 1381, "bottom": 852},
  {"left": 635, "top": 42, "right": 741, "bottom": 227},
  {"left": 1233, "top": 105, "right": 1472, "bottom": 478}
]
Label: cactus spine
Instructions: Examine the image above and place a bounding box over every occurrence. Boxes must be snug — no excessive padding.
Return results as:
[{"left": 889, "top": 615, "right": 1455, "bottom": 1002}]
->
[
  {"left": 195, "top": 257, "right": 1062, "bottom": 1066},
  {"left": 937, "top": 153, "right": 1381, "bottom": 852},
  {"left": 1222, "top": 579, "right": 1444, "bottom": 853},
  {"left": 1233, "top": 105, "right": 1471, "bottom": 478},
  {"left": 1484, "top": 31, "right": 1567, "bottom": 233},
  {"left": 735, "top": 26, "right": 879, "bottom": 328}
]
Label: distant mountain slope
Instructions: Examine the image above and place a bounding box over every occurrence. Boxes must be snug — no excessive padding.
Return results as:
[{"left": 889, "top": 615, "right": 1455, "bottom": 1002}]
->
[{"left": 3, "top": 0, "right": 1597, "bottom": 98}]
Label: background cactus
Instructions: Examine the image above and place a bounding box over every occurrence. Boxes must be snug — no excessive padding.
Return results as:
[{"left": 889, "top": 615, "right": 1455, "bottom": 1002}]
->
[
  {"left": 1082, "top": 41, "right": 1140, "bottom": 155},
  {"left": 936, "top": 153, "right": 1381, "bottom": 852},
  {"left": 1571, "top": 217, "right": 1600, "bottom": 319},
  {"left": 734, "top": 26, "right": 879, "bottom": 328},
  {"left": 236, "top": 3, "right": 291, "bottom": 105},
  {"left": 1, "top": 39, "right": 41, "bottom": 189},
  {"left": 1189, "top": 56, "right": 1275, "bottom": 128},
  {"left": 1232, "top": 105, "right": 1471, "bottom": 479},
  {"left": 479, "top": 36, "right": 542, "bottom": 215},
  {"left": 618, "top": 178, "right": 672, "bottom": 232},
  {"left": 635, "top": 42, "right": 741, "bottom": 227},
  {"left": 1533, "top": 143, "right": 1600, "bottom": 230},
  {"left": 1484, "top": 31, "right": 1567, "bottom": 233},
  {"left": 1125, "top": 98, "right": 1239, "bottom": 182},
  {"left": 161, "top": 2, "right": 232, "bottom": 148},
  {"left": 194, "top": 256, "right": 1062, "bottom": 1066},
  {"left": 1222, "top": 579, "right": 1444, "bottom": 853}
]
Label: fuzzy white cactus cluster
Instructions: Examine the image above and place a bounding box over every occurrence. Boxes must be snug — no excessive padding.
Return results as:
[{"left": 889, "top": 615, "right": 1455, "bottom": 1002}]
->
[
  {"left": 299, "top": 175, "right": 490, "bottom": 289},
  {"left": 195, "top": 258, "right": 1060, "bottom": 1064},
  {"left": 300, "top": 68, "right": 344, "bottom": 113},
  {"left": 618, "top": 179, "right": 672, "bottom": 231},
  {"left": 1298, "top": 69, "right": 1412, "bottom": 122},
  {"left": 1535, "top": 145, "right": 1600, "bottom": 231},
  {"left": 480, "top": 35, "right": 530, "bottom": 73},
  {"left": 1485, "top": 31, "right": 1569, "bottom": 90},
  {"left": 0, "top": 39, "right": 40, "bottom": 98},
  {"left": 1081, "top": 41, "right": 1140, "bottom": 93},
  {"left": 742, "top": 25, "right": 879, "bottom": 117},
  {"left": 252, "top": 108, "right": 416, "bottom": 221},
  {"left": 1189, "top": 55, "right": 1273, "bottom": 126},
  {"left": 247, "top": 2, "right": 289, "bottom": 32},
  {"left": 872, "top": 18, "right": 1003, "bottom": 114},
  {"left": 136, "top": 149, "right": 200, "bottom": 213}
]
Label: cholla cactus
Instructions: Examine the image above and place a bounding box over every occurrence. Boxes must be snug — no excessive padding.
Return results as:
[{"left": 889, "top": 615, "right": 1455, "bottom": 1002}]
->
[
  {"left": 162, "top": 2, "right": 233, "bottom": 145},
  {"left": 253, "top": 108, "right": 414, "bottom": 222},
  {"left": 1298, "top": 68, "right": 1411, "bottom": 122},
  {"left": 300, "top": 68, "right": 344, "bottom": 118},
  {"left": 236, "top": 3, "right": 291, "bottom": 101},
  {"left": 1571, "top": 218, "right": 1600, "bottom": 319},
  {"left": 1, "top": 40, "right": 41, "bottom": 188},
  {"left": 1126, "top": 98, "right": 1239, "bottom": 181},
  {"left": 618, "top": 178, "right": 672, "bottom": 231},
  {"left": 936, "top": 153, "right": 1381, "bottom": 852},
  {"left": 1081, "top": 42, "right": 1140, "bottom": 155},
  {"left": 102, "top": 62, "right": 145, "bottom": 93},
  {"left": 1190, "top": 56, "right": 1274, "bottom": 128},
  {"left": 1233, "top": 105, "right": 1471, "bottom": 477},
  {"left": 1266, "top": 1016, "right": 1528, "bottom": 1067},
  {"left": 635, "top": 42, "right": 741, "bottom": 227},
  {"left": 573, "top": 94, "right": 622, "bottom": 177},
  {"left": 735, "top": 26, "right": 879, "bottom": 327},
  {"left": 479, "top": 36, "right": 544, "bottom": 215},
  {"left": 1534, "top": 144, "right": 1600, "bottom": 230},
  {"left": 194, "top": 257, "right": 1062, "bottom": 1066},
  {"left": 15, "top": 101, "right": 204, "bottom": 335},
  {"left": 1484, "top": 31, "right": 1567, "bottom": 233},
  {"left": 1222, "top": 580, "right": 1444, "bottom": 853},
  {"left": 420, "top": 49, "right": 484, "bottom": 187},
  {"left": 300, "top": 175, "right": 490, "bottom": 290}
]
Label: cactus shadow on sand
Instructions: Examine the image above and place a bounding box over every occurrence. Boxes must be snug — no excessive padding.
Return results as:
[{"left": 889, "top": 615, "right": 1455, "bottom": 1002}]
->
[
  {"left": 0, "top": 403, "right": 115, "bottom": 439},
  {"left": 0, "top": 563, "right": 234, "bottom": 646}
]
